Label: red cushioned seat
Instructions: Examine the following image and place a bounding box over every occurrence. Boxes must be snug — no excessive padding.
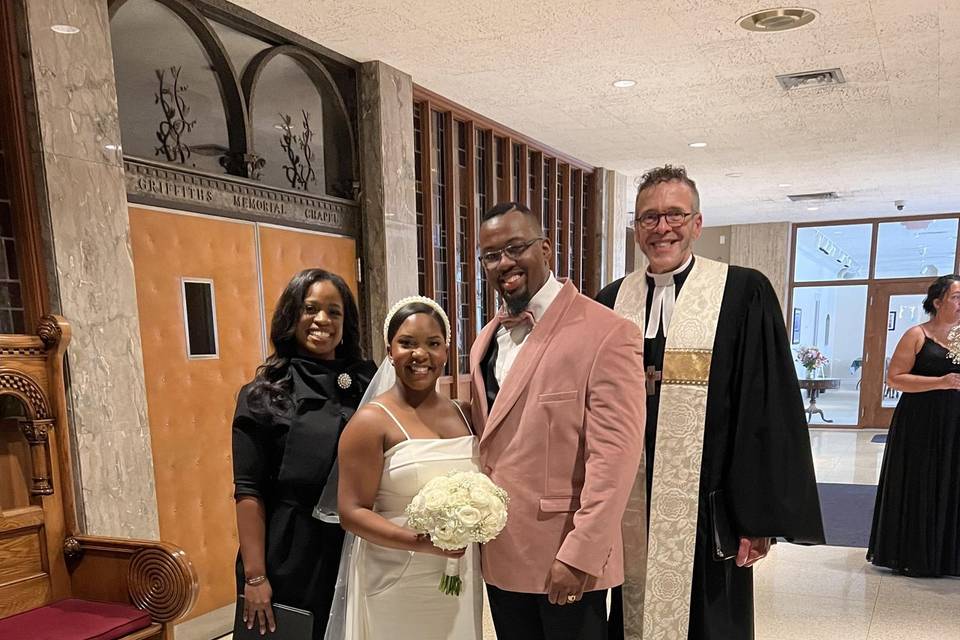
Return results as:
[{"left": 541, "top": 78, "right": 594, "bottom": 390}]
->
[{"left": 0, "top": 598, "right": 152, "bottom": 640}]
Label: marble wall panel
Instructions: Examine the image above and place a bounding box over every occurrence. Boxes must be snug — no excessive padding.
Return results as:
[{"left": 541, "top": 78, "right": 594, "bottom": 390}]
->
[
  {"left": 730, "top": 221, "right": 792, "bottom": 313},
  {"left": 603, "top": 168, "right": 632, "bottom": 284},
  {"left": 23, "top": 0, "right": 158, "bottom": 538},
  {"left": 22, "top": 0, "right": 123, "bottom": 165},
  {"left": 359, "top": 60, "right": 419, "bottom": 359}
]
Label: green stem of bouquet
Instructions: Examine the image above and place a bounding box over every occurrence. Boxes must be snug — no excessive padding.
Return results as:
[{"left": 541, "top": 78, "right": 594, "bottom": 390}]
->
[{"left": 439, "top": 574, "right": 462, "bottom": 596}]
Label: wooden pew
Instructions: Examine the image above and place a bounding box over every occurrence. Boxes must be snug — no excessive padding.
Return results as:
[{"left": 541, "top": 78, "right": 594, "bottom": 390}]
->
[{"left": 0, "top": 316, "right": 197, "bottom": 640}]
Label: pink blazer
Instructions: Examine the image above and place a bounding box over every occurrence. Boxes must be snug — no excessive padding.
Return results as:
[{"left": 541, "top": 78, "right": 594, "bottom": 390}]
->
[{"left": 470, "top": 281, "right": 646, "bottom": 593}]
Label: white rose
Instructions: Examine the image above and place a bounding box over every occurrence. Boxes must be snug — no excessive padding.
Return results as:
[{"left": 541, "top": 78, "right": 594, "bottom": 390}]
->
[
  {"left": 456, "top": 506, "right": 482, "bottom": 527},
  {"left": 408, "top": 494, "right": 426, "bottom": 512},
  {"left": 423, "top": 487, "right": 447, "bottom": 510},
  {"left": 469, "top": 487, "right": 491, "bottom": 509},
  {"left": 494, "top": 508, "right": 508, "bottom": 529},
  {"left": 432, "top": 521, "right": 464, "bottom": 548}
]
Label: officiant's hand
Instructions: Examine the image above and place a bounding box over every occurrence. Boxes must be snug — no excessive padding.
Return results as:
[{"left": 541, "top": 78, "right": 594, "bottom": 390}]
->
[
  {"left": 546, "top": 559, "right": 588, "bottom": 605},
  {"left": 735, "top": 536, "right": 771, "bottom": 567}
]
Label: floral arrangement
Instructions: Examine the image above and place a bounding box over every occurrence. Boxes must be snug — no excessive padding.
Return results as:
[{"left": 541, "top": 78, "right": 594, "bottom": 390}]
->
[
  {"left": 795, "top": 345, "right": 829, "bottom": 375},
  {"left": 405, "top": 470, "right": 509, "bottom": 595}
]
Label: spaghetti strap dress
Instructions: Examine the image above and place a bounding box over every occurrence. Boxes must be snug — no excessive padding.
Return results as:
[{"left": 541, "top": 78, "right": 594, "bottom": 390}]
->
[
  {"left": 340, "top": 401, "right": 482, "bottom": 639},
  {"left": 867, "top": 337, "right": 960, "bottom": 577}
]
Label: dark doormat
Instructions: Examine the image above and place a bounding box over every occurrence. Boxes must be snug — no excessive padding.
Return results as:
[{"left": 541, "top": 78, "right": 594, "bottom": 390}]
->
[
  {"left": 871, "top": 434, "right": 887, "bottom": 444},
  {"left": 817, "top": 483, "right": 877, "bottom": 548}
]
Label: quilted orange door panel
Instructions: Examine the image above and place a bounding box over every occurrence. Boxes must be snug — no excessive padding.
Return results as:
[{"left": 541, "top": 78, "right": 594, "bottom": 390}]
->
[
  {"left": 129, "top": 207, "right": 263, "bottom": 619},
  {"left": 257, "top": 225, "right": 358, "bottom": 330}
]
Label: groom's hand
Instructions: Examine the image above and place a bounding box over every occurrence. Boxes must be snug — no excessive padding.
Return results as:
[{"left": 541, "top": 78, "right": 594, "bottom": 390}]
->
[{"left": 546, "top": 559, "right": 588, "bottom": 605}]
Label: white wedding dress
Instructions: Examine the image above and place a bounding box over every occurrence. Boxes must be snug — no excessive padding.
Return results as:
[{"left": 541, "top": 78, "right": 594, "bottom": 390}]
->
[{"left": 338, "top": 401, "right": 482, "bottom": 640}]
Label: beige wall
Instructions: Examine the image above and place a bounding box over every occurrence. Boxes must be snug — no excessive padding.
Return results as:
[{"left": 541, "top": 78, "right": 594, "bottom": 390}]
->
[{"left": 695, "top": 226, "right": 732, "bottom": 263}]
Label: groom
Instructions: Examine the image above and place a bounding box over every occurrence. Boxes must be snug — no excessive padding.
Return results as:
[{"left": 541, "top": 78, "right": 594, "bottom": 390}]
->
[{"left": 470, "top": 202, "right": 646, "bottom": 640}]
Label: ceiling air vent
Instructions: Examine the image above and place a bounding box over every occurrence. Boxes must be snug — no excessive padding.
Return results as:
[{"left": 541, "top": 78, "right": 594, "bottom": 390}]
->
[
  {"left": 776, "top": 68, "right": 845, "bottom": 90},
  {"left": 787, "top": 191, "right": 839, "bottom": 202}
]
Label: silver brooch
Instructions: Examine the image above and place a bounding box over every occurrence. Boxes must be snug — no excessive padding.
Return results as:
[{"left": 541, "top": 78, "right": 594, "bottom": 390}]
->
[{"left": 337, "top": 373, "right": 353, "bottom": 390}]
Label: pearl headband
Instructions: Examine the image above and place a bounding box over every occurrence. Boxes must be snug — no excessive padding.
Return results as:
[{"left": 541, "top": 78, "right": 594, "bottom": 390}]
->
[{"left": 383, "top": 295, "right": 451, "bottom": 346}]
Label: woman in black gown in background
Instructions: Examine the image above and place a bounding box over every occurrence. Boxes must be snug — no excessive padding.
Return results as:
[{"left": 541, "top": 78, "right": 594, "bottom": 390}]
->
[
  {"left": 233, "top": 269, "right": 376, "bottom": 637},
  {"left": 868, "top": 274, "right": 960, "bottom": 577}
]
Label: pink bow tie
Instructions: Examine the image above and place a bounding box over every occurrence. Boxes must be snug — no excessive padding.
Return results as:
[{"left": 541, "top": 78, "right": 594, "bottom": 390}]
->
[{"left": 498, "top": 307, "right": 537, "bottom": 331}]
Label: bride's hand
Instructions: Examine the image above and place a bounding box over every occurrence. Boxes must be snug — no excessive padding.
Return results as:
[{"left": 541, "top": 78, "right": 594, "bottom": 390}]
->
[{"left": 413, "top": 533, "right": 466, "bottom": 558}]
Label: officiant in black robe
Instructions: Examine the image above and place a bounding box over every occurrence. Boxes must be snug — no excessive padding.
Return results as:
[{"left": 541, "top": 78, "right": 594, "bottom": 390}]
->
[{"left": 596, "top": 165, "right": 824, "bottom": 640}]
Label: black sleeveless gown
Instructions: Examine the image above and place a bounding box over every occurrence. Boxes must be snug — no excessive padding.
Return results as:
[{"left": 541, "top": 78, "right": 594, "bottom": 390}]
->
[{"left": 867, "top": 338, "right": 960, "bottom": 577}]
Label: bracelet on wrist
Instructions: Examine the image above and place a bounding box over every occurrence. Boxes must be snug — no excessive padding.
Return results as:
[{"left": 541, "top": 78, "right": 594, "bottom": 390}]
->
[{"left": 245, "top": 575, "right": 267, "bottom": 586}]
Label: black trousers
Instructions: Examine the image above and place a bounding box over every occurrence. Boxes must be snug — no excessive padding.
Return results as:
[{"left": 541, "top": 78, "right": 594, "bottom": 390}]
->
[
  {"left": 486, "top": 584, "right": 608, "bottom": 640},
  {"left": 607, "top": 585, "right": 624, "bottom": 640}
]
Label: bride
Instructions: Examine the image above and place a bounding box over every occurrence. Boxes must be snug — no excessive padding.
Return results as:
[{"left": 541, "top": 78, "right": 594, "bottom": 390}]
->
[{"left": 328, "top": 296, "right": 482, "bottom": 639}]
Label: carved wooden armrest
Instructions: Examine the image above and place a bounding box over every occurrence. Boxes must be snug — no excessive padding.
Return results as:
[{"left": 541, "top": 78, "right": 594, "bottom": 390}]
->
[{"left": 64, "top": 535, "right": 199, "bottom": 623}]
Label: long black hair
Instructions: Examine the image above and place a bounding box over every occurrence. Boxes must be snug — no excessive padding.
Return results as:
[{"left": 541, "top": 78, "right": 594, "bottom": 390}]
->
[
  {"left": 923, "top": 274, "right": 960, "bottom": 316},
  {"left": 247, "top": 268, "right": 363, "bottom": 419}
]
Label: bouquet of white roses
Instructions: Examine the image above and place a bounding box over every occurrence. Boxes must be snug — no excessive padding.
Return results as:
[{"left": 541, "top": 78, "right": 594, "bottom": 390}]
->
[{"left": 405, "top": 470, "right": 509, "bottom": 595}]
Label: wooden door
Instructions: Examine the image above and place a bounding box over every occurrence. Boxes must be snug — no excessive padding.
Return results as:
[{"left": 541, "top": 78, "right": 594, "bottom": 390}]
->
[
  {"left": 129, "top": 207, "right": 263, "bottom": 619},
  {"left": 860, "top": 281, "right": 930, "bottom": 427},
  {"left": 257, "top": 224, "right": 358, "bottom": 333},
  {"left": 130, "top": 209, "right": 362, "bottom": 622}
]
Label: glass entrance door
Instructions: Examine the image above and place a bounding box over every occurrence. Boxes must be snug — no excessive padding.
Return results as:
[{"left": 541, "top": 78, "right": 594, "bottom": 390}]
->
[
  {"left": 860, "top": 282, "right": 931, "bottom": 427},
  {"left": 791, "top": 285, "right": 868, "bottom": 425}
]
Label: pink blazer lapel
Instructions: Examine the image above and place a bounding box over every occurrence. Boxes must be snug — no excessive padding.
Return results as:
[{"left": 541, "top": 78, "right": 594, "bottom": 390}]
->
[
  {"left": 481, "top": 281, "right": 579, "bottom": 443},
  {"left": 469, "top": 317, "right": 500, "bottom": 431}
]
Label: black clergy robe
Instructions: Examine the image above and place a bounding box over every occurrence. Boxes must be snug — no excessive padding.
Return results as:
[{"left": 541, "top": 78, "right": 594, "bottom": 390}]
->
[{"left": 596, "top": 260, "right": 824, "bottom": 640}]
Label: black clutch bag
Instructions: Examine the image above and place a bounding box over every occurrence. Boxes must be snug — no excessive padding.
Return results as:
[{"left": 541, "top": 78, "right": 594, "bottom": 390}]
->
[
  {"left": 708, "top": 489, "right": 739, "bottom": 561},
  {"left": 234, "top": 596, "right": 313, "bottom": 640}
]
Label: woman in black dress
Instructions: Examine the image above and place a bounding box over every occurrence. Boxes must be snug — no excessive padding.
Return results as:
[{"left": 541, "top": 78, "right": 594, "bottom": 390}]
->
[
  {"left": 868, "top": 274, "right": 960, "bottom": 577},
  {"left": 233, "top": 268, "right": 376, "bottom": 637}
]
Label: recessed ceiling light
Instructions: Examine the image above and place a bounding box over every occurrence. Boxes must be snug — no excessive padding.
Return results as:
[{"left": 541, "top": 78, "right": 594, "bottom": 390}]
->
[
  {"left": 612, "top": 79, "right": 636, "bottom": 88},
  {"left": 738, "top": 8, "right": 818, "bottom": 33},
  {"left": 104, "top": 144, "right": 120, "bottom": 151},
  {"left": 51, "top": 24, "right": 80, "bottom": 34},
  {"left": 725, "top": 172, "right": 743, "bottom": 178},
  {"left": 807, "top": 206, "right": 820, "bottom": 211},
  {"left": 778, "top": 183, "right": 792, "bottom": 188},
  {"left": 688, "top": 142, "right": 707, "bottom": 148}
]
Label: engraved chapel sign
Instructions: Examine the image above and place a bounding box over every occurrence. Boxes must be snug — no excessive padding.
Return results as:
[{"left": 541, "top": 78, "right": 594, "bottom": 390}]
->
[{"left": 124, "top": 158, "right": 358, "bottom": 236}]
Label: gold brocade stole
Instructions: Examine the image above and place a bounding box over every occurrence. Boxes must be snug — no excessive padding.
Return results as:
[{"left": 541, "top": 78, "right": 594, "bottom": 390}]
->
[{"left": 614, "top": 256, "right": 728, "bottom": 640}]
